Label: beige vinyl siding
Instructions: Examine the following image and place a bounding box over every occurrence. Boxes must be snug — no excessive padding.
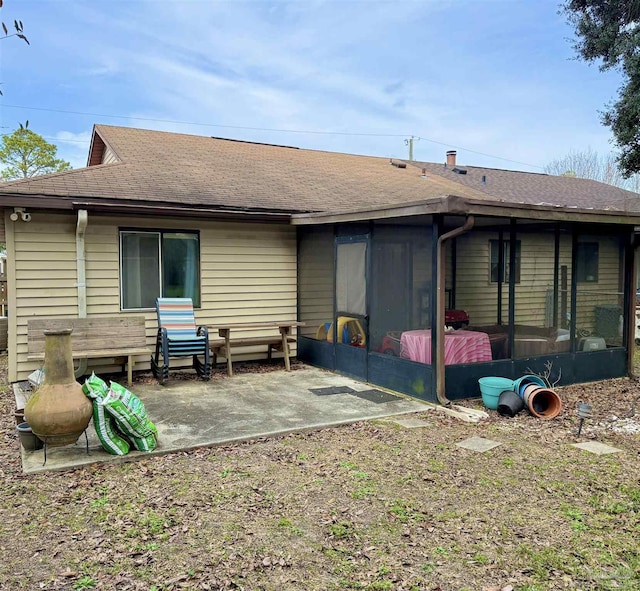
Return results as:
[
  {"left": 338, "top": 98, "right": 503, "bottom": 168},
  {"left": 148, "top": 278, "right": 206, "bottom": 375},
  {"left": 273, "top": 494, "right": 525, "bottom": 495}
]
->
[
  {"left": 455, "top": 231, "right": 565, "bottom": 326},
  {"left": 10, "top": 211, "right": 297, "bottom": 382},
  {"left": 454, "top": 232, "right": 506, "bottom": 326},
  {"left": 101, "top": 145, "right": 120, "bottom": 164},
  {"left": 575, "top": 235, "right": 624, "bottom": 337},
  {"left": 10, "top": 213, "right": 79, "bottom": 381},
  {"left": 513, "top": 233, "right": 572, "bottom": 328},
  {"left": 454, "top": 231, "right": 622, "bottom": 333}
]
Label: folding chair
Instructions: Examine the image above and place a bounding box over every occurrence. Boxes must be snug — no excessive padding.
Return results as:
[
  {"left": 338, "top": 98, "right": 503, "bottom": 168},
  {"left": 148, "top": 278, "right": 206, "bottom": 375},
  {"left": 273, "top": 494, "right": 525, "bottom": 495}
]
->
[{"left": 151, "top": 297, "right": 211, "bottom": 384}]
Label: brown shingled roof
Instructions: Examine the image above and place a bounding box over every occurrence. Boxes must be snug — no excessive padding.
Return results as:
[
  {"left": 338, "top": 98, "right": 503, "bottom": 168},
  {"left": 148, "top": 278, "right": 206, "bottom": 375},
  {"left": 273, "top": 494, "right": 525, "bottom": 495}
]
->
[
  {"left": 0, "top": 125, "right": 490, "bottom": 214},
  {"left": 1, "top": 125, "right": 639, "bottom": 217},
  {"left": 408, "top": 160, "right": 640, "bottom": 213}
]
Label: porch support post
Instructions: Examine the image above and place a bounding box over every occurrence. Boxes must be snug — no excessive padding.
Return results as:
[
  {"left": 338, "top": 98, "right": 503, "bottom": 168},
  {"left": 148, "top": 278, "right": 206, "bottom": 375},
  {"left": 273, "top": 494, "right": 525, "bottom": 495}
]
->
[
  {"left": 553, "top": 225, "right": 560, "bottom": 328},
  {"left": 626, "top": 231, "right": 638, "bottom": 377},
  {"left": 507, "top": 219, "right": 516, "bottom": 356},
  {"left": 570, "top": 226, "right": 578, "bottom": 351},
  {"left": 497, "top": 229, "right": 504, "bottom": 325},
  {"left": 430, "top": 217, "right": 441, "bottom": 398}
]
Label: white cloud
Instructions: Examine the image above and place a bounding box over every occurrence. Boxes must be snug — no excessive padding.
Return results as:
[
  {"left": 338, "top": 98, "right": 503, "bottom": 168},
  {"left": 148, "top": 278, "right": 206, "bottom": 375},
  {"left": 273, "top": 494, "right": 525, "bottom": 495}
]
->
[
  {"left": 1, "top": 0, "right": 624, "bottom": 173},
  {"left": 52, "top": 130, "right": 93, "bottom": 170}
]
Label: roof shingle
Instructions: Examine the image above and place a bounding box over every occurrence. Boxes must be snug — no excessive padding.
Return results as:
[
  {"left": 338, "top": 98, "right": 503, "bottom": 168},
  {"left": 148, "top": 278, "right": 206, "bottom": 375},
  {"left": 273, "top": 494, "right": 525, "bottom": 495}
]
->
[{"left": 1, "top": 124, "right": 638, "bottom": 215}]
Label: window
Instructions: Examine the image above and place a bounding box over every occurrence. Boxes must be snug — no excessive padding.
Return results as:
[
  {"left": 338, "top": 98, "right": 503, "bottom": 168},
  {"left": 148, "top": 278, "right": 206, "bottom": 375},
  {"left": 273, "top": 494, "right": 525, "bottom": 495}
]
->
[
  {"left": 120, "top": 230, "right": 200, "bottom": 310},
  {"left": 490, "top": 239, "right": 521, "bottom": 283},
  {"left": 576, "top": 242, "right": 599, "bottom": 282}
]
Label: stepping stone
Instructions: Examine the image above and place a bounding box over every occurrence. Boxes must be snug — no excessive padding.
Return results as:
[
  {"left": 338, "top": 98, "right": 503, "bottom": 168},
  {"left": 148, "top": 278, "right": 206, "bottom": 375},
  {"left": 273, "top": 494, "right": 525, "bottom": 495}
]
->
[
  {"left": 456, "top": 436, "right": 502, "bottom": 453},
  {"left": 571, "top": 441, "right": 622, "bottom": 456},
  {"left": 390, "top": 417, "right": 430, "bottom": 429}
]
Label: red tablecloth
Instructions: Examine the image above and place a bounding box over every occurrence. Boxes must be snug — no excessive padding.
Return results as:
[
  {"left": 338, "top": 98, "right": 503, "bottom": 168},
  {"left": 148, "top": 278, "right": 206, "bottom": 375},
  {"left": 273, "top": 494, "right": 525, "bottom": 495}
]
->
[{"left": 400, "top": 329, "right": 492, "bottom": 365}]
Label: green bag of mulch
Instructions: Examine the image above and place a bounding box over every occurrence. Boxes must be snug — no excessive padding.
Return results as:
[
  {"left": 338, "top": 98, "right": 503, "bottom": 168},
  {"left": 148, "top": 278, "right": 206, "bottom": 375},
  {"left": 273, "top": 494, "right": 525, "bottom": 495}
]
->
[
  {"left": 83, "top": 373, "right": 130, "bottom": 455},
  {"left": 102, "top": 381, "right": 156, "bottom": 440},
  {"left": 128, "top": 420, "right": 158, "bottom": 452},
  {"left": 91, "top": 399, "right": 131, "bottom": 456},
  {"left": 82, "top": 372, "right": 109, "bottom": 401}
]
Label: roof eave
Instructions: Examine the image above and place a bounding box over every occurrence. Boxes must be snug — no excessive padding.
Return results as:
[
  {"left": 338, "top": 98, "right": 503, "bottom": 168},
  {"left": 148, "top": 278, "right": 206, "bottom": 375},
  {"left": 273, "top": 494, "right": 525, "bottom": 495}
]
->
[
  {"left": 70, "top": 200, "right": 294, "bottom": 222},
  {"left": 291, "top": 194, "right": 640, "bottom": 225},
  {"left": 0, "top": 192, "right": 297, "bottom": 222}
]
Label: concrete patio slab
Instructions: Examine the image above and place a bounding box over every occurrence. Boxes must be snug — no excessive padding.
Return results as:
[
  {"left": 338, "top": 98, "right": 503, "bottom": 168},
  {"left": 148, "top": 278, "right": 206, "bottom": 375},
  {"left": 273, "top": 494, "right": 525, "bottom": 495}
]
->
[
  {"left": 571, "top": 441, "right": 623, "bottom": 455},
  {"left": 19, "top": 366, "right": 428, "bottom": 474},
  {"left": 456, "top": 436, "right": 502, "bottom": 453}
]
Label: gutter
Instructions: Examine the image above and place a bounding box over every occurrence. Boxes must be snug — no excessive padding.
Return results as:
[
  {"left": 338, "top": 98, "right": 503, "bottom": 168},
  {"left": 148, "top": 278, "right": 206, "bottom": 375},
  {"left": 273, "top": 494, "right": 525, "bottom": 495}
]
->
[
  {"left": 291, "top": 194, "right": 640, "bottom": 226},
  {"left": 75, "top": 210, "right": 89, "bottom": 376},
  {"left": 69, "top": 202, "right": 293, "bottom": 223},
  {"left": 435, "top": 215, "right": 474, "bottom": 405}
]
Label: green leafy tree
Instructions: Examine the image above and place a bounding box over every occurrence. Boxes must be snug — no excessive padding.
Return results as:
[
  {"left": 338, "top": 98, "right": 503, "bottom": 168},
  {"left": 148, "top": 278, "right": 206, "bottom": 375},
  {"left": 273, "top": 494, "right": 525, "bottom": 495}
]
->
[
  {"left": 0, "top": 124, "right": 71, "bottom": 180},
  {"left": 563, "top": 1, "right": 640, "bottom": 176}
]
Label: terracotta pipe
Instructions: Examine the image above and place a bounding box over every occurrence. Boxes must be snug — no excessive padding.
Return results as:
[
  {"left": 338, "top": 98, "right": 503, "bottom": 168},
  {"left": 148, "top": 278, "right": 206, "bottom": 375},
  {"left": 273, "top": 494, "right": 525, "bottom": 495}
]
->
[{"left": 435, "top": 215, "right": 474, "bottom": 405}]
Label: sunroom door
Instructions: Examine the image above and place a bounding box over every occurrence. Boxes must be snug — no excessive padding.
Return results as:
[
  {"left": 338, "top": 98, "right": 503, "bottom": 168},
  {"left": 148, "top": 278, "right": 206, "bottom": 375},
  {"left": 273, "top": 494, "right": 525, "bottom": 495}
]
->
[{"left": 334, "top": 238, "right": 368, "bottom": 380}]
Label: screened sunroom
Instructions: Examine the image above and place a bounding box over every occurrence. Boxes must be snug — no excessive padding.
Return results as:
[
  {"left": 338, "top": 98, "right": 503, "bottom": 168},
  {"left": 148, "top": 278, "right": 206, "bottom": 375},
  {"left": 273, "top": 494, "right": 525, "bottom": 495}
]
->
[{"left": 294, "top": 198, "right": 637, "bottom": 404}]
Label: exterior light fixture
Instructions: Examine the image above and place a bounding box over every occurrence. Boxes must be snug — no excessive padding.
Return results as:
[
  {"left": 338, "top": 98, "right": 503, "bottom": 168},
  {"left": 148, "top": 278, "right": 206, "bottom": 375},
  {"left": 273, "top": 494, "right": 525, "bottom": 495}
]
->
[{"left": 576, "top": 403, "right": 593, "bottom": 437}]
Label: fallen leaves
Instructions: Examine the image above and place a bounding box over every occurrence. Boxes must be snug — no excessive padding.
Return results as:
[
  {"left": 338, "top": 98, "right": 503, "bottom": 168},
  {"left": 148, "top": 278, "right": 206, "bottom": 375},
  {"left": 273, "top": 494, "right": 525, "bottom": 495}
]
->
[{"left": 1, "top": 356, "right": 639, "bottom": 590}]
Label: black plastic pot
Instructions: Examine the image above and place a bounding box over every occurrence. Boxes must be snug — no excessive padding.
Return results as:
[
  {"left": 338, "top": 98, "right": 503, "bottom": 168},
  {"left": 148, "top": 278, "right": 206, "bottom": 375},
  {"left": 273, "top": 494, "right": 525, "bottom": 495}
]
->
[
  {"left": 497, "top": 389, "right": 525, "bottom": 418},
  {"left": 16, "top": 422, "right": 44, "bottom": 451}
]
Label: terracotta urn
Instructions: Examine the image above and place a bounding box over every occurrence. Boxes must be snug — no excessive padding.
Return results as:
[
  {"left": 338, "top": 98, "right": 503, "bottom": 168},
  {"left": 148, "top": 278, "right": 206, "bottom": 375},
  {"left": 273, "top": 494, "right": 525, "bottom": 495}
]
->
[{"left": 25, "top": 328, "right": 92, "bottom": 446}]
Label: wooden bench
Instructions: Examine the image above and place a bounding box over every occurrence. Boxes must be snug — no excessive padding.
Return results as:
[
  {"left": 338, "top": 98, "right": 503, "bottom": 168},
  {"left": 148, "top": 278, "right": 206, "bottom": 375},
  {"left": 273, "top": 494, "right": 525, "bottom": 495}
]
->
[
  {"left": 211, "top": 322, "right": 303, "bottom": 377},
  {"left": 27, "top": 316, "right": 152, "bottom": 385}
]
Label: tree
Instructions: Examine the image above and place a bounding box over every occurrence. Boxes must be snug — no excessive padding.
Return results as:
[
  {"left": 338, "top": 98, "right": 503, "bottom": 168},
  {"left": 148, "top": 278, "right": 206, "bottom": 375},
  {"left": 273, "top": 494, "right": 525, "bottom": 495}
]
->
[
  {"left": 0, "top": 125, "right": 71, "bottom": 180},
  {"left": 563, "top": 1, "right": 640, "bottom": 177},
  {"left": 1, "top": 13, "right": 27, "bottom": 44},
  {"left": 544, "top": 147, "right": 640, "bottom": 188},
  {"left": 0, "top": 0, "right": 29, "bottom": 96}
]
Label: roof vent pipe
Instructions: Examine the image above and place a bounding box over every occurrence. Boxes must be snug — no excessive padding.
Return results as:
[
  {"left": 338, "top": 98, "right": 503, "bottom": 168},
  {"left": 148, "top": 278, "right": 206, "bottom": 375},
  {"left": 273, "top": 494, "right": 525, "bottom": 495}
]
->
[{"left": 446, "top": 150, "right": 457, "bottom": 168}]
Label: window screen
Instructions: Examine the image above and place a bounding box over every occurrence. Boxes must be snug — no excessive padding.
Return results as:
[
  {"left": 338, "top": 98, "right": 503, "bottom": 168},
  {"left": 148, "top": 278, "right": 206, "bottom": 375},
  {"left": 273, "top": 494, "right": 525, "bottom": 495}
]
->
[{"left": 336, "top": 242, "right": 366, "bottom": 316}]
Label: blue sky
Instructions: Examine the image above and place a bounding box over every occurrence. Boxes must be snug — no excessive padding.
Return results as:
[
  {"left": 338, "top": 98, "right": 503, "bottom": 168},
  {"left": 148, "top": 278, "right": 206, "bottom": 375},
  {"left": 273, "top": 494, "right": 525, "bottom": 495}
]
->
[{"left": 0, "top": 0, "right": 623, "bottom": 173}]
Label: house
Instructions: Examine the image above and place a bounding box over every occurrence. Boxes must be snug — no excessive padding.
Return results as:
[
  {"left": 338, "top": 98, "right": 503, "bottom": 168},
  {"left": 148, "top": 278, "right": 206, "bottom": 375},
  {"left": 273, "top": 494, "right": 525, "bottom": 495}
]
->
[{"left": 1, "top": 124, "right": 639, "bottom": 403}]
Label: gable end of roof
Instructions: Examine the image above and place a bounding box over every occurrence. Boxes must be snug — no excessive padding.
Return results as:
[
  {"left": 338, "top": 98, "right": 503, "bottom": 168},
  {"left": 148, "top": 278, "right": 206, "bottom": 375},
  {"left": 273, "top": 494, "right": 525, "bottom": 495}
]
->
[
  {"left": 87, "top": 125, "right": 122, "bottom": 167},
  {"left": 87, "top": 127, "right": 105, "bottom": 167}
]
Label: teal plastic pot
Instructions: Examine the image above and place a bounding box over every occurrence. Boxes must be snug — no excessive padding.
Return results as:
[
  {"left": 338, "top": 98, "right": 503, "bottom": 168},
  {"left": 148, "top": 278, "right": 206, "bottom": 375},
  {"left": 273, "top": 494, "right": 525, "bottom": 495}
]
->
[
  {"left": 514, "top": 374, "right": 547, "bottom": 398},
  {"left": 478, "top": 377, "right": 516, "bottom": 410}
]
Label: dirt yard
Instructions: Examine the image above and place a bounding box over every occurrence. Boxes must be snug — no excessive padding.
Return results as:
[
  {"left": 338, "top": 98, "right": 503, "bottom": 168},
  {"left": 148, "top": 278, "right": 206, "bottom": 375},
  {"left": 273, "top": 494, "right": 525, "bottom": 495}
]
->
[{"left": 1, "top": 356, "right": 639, "bottom": 591}]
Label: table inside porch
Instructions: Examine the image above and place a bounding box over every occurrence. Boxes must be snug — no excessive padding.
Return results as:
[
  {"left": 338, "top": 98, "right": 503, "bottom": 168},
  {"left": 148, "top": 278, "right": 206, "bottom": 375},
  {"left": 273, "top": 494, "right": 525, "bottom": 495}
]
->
[
  {"left": 212, "top": 321, "right": 305, "bottom": 376},
  {"left": 399, "top": 329, "right": 492, "bottom": 365}
]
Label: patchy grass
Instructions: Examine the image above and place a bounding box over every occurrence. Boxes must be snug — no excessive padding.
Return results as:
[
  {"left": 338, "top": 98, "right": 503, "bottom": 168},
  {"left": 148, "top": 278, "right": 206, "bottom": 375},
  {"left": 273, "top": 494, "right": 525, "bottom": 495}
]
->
[{"left": 1, "top": 354, "right": 639, "bottom": 590}]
